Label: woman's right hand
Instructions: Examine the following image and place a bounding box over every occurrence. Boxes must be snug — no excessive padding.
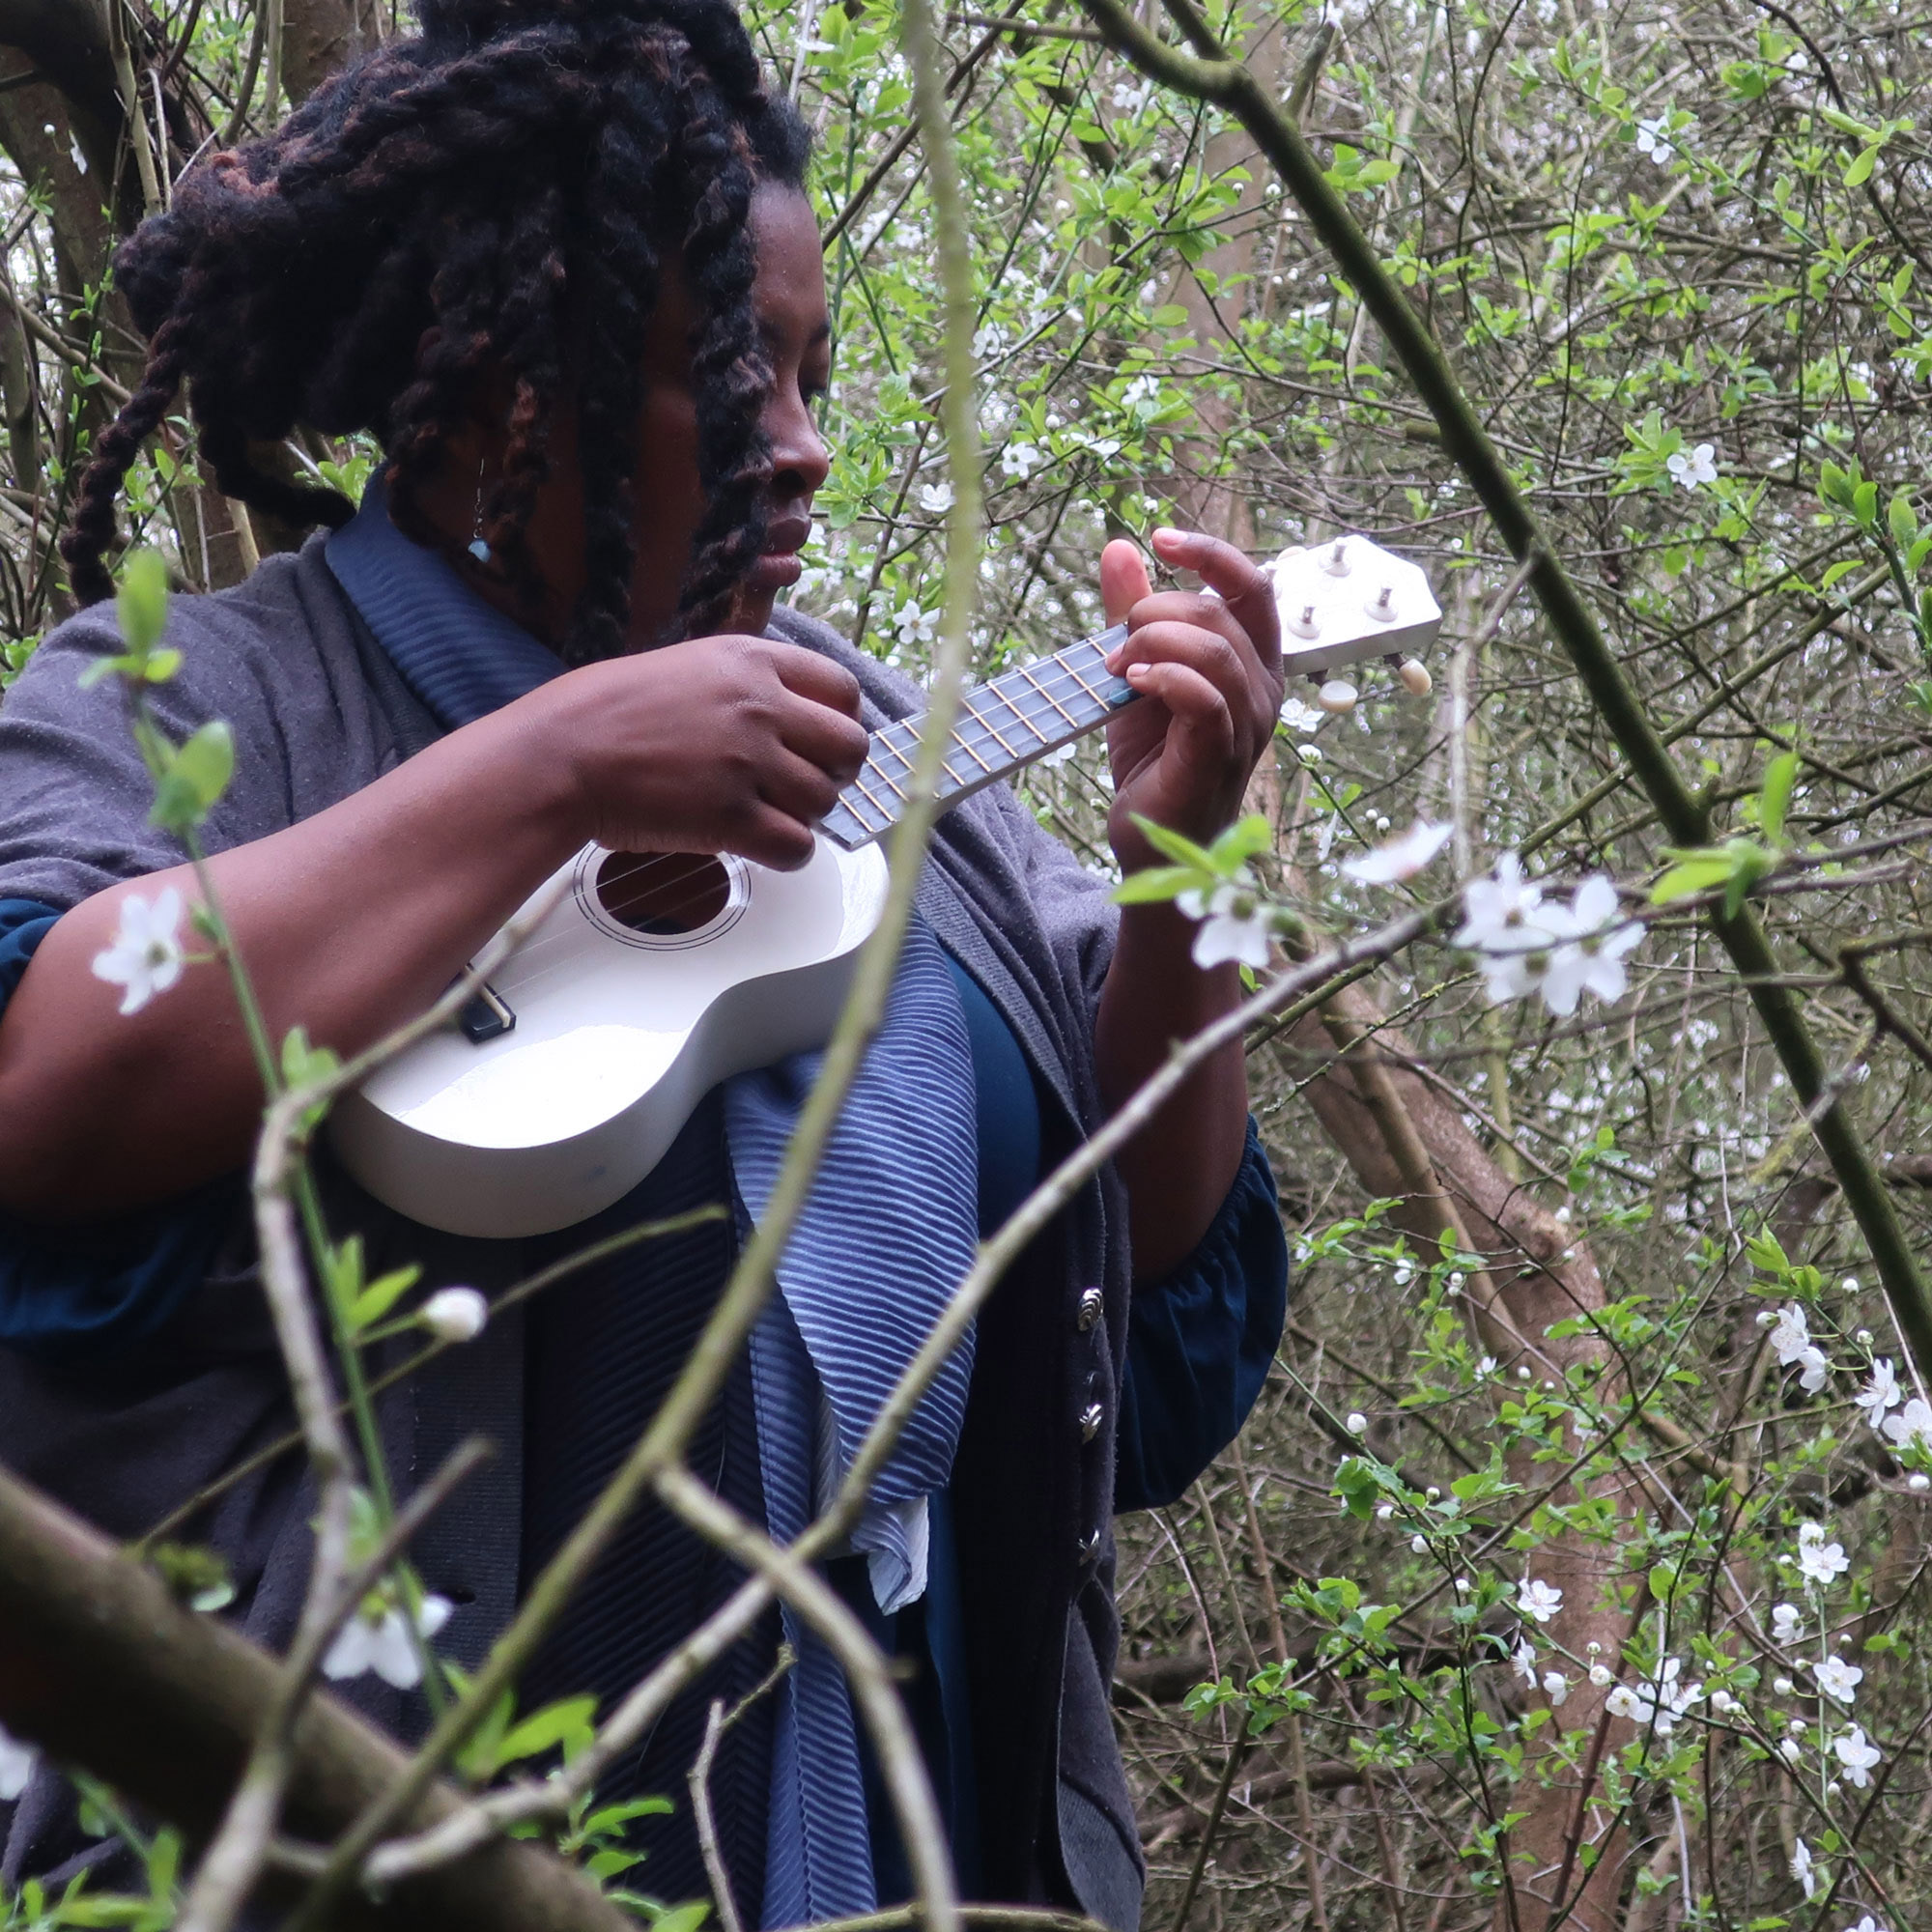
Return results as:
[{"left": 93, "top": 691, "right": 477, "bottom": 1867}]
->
[{"left": 523, "top": 637, "right": 870, "bottom": 871}]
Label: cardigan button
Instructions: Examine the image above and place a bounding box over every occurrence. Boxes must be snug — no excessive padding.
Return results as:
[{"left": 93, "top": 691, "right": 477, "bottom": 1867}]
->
[
  {"left": 1079, "top": 1402, "right": 1103, "bottom": 1442},
  {"left": 1076, "top": 1288, "right": 1103, "bottom": 1332}
]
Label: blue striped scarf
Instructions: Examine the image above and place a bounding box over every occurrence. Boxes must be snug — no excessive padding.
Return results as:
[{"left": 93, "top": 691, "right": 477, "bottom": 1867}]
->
[{"left": 327, "top": 485, "right": 980, "bottom": 1924}]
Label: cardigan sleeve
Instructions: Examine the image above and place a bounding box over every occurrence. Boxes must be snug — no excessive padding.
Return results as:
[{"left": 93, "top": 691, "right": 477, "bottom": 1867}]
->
[
  {"left": 0, "top": 898, "right": 239, "bottom": 1355},
  {"left": 1114, "top": 1120, "right": 1290, "bottom": 1513}
]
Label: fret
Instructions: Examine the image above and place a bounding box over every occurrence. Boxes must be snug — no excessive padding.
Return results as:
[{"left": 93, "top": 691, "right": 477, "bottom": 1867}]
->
[{"left": 821, "top": 622, "right": 1137, "bottom": 852}]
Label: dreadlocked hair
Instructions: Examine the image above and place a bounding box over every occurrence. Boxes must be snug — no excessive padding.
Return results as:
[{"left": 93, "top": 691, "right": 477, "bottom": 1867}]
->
[{"left": 62, "top": 0, "right": 811, "bottom": 661}]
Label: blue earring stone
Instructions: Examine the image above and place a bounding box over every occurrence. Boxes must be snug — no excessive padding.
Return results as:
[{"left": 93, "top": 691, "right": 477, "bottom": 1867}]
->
[{"left": 468, "top": 536, "right": 491, "bottom": 563}]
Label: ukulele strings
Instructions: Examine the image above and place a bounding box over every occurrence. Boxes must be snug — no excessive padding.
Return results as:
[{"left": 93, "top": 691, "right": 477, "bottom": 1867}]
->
[{"left": 470, "top": 643, "right": 1130, "bottom": 996}]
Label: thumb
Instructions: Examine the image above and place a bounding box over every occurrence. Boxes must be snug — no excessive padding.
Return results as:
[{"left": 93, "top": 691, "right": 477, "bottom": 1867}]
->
[{"left": 1100, "top": 538, "right": 1154, "bottom": 627}]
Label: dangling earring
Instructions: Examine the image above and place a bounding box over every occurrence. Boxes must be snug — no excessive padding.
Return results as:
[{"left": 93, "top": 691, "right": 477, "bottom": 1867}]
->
[{"left": 468, "top": 447, "right": 492, "bottom": 564}]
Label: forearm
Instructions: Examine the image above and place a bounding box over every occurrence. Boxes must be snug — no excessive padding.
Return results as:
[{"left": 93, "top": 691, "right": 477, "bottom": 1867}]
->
[
  {"left": 1094, "top": 900, "right": 1249, "bottom": 1282},
  {"left": 0, "top": 701, "right": 583, "bottom": 1220}
]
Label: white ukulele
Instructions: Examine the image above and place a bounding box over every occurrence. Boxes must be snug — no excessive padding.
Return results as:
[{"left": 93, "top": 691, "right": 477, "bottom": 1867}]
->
[{"left": 330, "top": 536, "right": 1440, "bottom": 1236}]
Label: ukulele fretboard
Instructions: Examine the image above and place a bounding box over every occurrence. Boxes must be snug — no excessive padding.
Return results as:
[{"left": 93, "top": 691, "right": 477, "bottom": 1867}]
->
[{"left": 820, "top": 622, "right": 1134, "bottom": 850}]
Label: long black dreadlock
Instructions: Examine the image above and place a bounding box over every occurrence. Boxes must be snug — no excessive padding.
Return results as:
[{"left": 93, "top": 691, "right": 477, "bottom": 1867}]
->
[{"left": 62, "top": 0, "right": 811, "bottom": 662}]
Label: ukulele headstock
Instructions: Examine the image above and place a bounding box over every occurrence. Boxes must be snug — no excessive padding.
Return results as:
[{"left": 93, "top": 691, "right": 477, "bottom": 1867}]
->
[{"left": 1267, "top": 534, "right": 1442, "bottom": 716}]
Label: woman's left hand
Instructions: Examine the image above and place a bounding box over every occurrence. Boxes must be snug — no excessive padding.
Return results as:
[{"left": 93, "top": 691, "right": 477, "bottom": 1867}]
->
[{"left": 1099, "top": 527, "right": 1285, "bottom": 875}]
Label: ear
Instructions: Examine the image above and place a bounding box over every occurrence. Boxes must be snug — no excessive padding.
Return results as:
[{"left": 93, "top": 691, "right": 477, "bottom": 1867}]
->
[{"left": 1100, "top": 538, "right": 1154, "bottom": 625}]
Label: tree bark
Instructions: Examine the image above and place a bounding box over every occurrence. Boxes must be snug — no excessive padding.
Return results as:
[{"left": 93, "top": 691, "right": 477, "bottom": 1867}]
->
[{"left": 0, "top": 1466, "right": 635, "bottom": 1932}]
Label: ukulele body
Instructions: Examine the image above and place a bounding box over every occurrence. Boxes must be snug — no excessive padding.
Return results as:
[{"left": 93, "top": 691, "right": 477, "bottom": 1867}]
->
[{"left": 330, "top": 836, "right": 891, "bottom": 1238}]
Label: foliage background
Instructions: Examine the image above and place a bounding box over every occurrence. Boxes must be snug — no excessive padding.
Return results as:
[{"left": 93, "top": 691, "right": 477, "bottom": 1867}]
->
[{"left": 5, "top": 0, "right": 1932, "bottom": 1926}]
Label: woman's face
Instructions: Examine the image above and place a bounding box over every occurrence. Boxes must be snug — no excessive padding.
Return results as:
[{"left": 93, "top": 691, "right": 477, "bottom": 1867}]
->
[
  {"left": 470, "top": 182, "right": 832, "bottom": 649},
  {"left": 641, "top": 180, "right": 831, "bottom": 641}
]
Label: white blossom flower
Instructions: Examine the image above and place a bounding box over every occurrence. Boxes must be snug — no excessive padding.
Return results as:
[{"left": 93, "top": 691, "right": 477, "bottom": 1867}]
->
[
  {"left": 1517, "top": 1577, "right": 1563, "bottom": 1624},
  {"left": 1409, "top": 1533, "right": 1428, "bottom": 1553},
  {"left": 1278, "top": 695, "right": 1326, "bottom": 734},
  {"left": 1911, "top": 1473, "right": 1931, "bottom": 1492},
  {"left": 1634, "top": 115, "right": 1675, "bottom": 163},
  {"left": 1589, "top": 1663, "right": 1613, "bottom": 1688},
  {"left": 1121, "top": 373, "right": 1161, "bottom": 412},
  {"left": 1542, "top": 1670, "right": 1570, "bottom": 1706},
  {"left": 1792, "top": 1838, "right": 1819, "bottom": 1898},
  {"left": 1841, "top": 1914, "right": 1887, "bottom": 1932},
  {"left": 1346, "top": 1411, "right": 1368, "bottom": 1435},
  {"left": 91, "top": 886, "right": 186, "bottom": 1015},
  {"left": 972, "top": 322, "right": 1008, "bottom": 361},
  {"left": 1665, "top": 441, "right": 1719, "bottom": 490},
  {"left": 1797, "top": 1521, "right": 1851, "bottom": 1587},
  {"left": 420, "top": 1287, "right": 488, "bottom": 1344},
  {"left": 1883, "top": 1397, "right": 1932, "bottom": 1455},
  {"left": 1855, "top": 1358, "right": 1903, "bottom": 1428},
  {"left": 917, "top": 482, "right": 954, "bottom": 516},
  {"left": 1000, "top": 440, "right": 1041, "bottom": 480},
  {"left": 1456, "top": 855, "right": 1570, "bottom": 1004},
  {"left": 1812, "top": 1655, "right": 1863, "bottom": 1706},
  {"left": 1605, "top": 1655, "right": 1703, "bottom": 1735},
  {"left": 1772, "top": 1603, "right": 1803, "bottom": 1644},
  {"left": 1176, "top": 882, "right": 1273, "bottom": 971},
  {"left": 1477, "top": 1355, "right": 1498, "bottom": 1378},
  {"left": 1537, "top": 875, "right": 1644, "bottom": 1016},
  {"left": 1341, "top": 820, "right": 1453, "bottom": 886},
  {"left": 1111, "top": 78, "right": 1154, "bottom": 115},
  {"left": 1779, "top": 1737, "right": 1804, "bottom": 1765},
  {"left": 1833, "top": 1726, "right": 1882, "bottom": 1790},
  {"left": 1774, "top": 1675, "right": 1795, "bottom": 1694},
  {"left": 1768, "top": 1305, "right": 1832, "bottom": 1394},
  {"left": 322, "top": 1591, "right": 453, "bottom": 1690},
  {"left": 0, "top": 1721, "right": 37, "bottom": 1802},
  {"left": 1710, "top": 1688, "right": 1739, "bottom": 1714},
  {"left": 1512, "top": 1636, "right": 1538, "bottom": 1689},
  {"left": 69, "top": 134, "right": 87, "bottom": 177},
  {"left": 892, "top": 599, "right": 937, "bottom": 647},
  {"left": 1295, "top": 742, "right": 1323, "bottom": 767}
]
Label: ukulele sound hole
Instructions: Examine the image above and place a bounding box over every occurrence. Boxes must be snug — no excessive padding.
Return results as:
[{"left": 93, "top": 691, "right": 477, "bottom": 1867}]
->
[{"left": 595, "top": 852, "right": 731, "bottom": 935}]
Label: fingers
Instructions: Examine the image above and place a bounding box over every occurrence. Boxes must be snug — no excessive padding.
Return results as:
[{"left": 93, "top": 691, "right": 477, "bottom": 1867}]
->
[
  {"left": 1100, "top": 539, "right": 1154, "bottom": 626},
  {"left": 731, "top": 801, "right": 820, "bottom": 872},
  {"left": 1106, "top": 614, "right": 1267, "bottom": 756},
  {"left": 1148, "top": 526, "right": 1282, "bottom": 671},
  {"left": 763, "top": 640, "right": 865, "bottom": 719},
  {"left": 1119, "top": 658, "right": 1237, "bottom": 772},
  {"left": 779, "top": 690, "right": 870, "bottom": 782}
]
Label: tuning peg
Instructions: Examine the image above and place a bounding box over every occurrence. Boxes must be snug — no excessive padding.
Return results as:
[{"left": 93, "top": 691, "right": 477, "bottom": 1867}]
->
[
  {"left": 1386, "top": 651, "right": 1433, "bottom": 696},
  {"left": 1366, "top": 584, "right": 1397, "bottom": 622},
  {"left": 1321, "top": 537, "right": 1351, "bottom": 576},
  {"left": 1317, "top": 678, "right": 1358, "bottom": 714},
  {"left": 1287, "top": 601, "right": 1321, "bottom": 640}
]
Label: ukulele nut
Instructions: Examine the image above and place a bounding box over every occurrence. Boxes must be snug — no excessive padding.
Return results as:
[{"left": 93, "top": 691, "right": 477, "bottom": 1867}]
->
[{"left": 1318, "top": 678, "right": 1358, "bottom": 715}]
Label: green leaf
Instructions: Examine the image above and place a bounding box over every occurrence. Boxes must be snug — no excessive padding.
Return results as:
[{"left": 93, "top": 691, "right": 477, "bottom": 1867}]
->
[
  {"left": 116, "top": 549, "right": 169, "bottom": 659},
  {"left": 1148, "top": 303, "right": 1189, "bottom": 327},
  {"left": 1112, "top": 864, "right": 1201, "bottom": 905},
  {"left": 496, "top": 1694, "right": 598, "bottom": 1769},
  {"left": 1853, "top": 478, "right": 1879, "bottom": 528},
  {"left": 280, "top": 1024, "right": 342, "bottom": 1093},
  {"left": 1649, "top": 852, "right": 1736, "bottom": 903},
  {"left": 1722, "top": 842, "right": 1774, "bottom": 917},
  {"left": 1127, "top": 812, "right": 1216, "bottom": 871},
  {"left": 1746, "top": 1227, "right": 1790, "bottom": 1276},
  {"left": 149, "top": 720, "right": 235, "bottom": 832},
  {"left": 1208, "top": 812, "right": 1274, "bottom": 868},
  {"left": 1890, "top": 490, "right": 1920, "bottom": 544},
  {"left": 1758, "top": 750, "right": 1800, "bottom": 844},
  {"left": 582, "top": 1797, "right": 674, "bottom": 1837},
  {"left": 647, "top": 1904, "right": 711, "bottom": 1932},
  {"left": 348, "top": 1264, "right": 421, "bottom": 1333},
  {"left": 1844, "top": 145, "right": 1879, "bottom": 186}
]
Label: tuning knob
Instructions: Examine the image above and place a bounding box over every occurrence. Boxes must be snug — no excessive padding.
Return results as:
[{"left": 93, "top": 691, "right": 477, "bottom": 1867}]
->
[
  {"left": 1321, "top": 537, "right": 1351, "bottom": 576},
  {"left": 1366, "top": 584, "right": 1398, "bottom": 622},
  {"left": 1286, "top": 601, "right": 1321, "bottom": 640},
  {"left": 1318, "top": 678, "right": 1358, "bottom": 714},
  {"left": 1390, "top": 653, "right": 1432, "bottom": 696}
]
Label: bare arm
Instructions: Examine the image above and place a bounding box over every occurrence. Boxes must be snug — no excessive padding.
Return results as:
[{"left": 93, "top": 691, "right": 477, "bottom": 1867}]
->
[
  {"left": 1091, "top": 529, "right": 1284, "bottom": 1282},
  {"left": 0, "top": 637, "right": 867, "bottom": 1221}
]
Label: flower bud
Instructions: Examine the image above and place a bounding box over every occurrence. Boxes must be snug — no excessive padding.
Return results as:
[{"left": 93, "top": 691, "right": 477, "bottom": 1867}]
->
[{"left": 420, "top": 1287, "right": 488, "bottom": 1345}]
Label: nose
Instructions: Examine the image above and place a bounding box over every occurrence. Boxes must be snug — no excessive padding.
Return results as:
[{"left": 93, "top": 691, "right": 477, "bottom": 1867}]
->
[{"left": 766, "top": 381, "right": 830, "bottom": 501}]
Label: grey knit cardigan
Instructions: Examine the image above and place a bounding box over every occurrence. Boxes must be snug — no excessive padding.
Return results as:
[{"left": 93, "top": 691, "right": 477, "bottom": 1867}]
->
[{"left": 0, "top": 538, "right": 1145, "bottom": 1926}]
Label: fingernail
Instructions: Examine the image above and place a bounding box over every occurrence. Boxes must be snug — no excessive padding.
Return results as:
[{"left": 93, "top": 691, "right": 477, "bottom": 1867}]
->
[{"left": 1152, "top": 526, "right": 1183, "bottom": 543}]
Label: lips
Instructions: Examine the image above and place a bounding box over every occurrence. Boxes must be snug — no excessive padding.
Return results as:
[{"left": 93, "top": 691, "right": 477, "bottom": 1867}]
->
[{"left": 745, "top": 512, "right": 812, "bottom": 594}]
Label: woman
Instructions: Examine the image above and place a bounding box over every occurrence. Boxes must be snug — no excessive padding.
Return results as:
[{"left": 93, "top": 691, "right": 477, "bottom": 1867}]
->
[{"left": 0, "top": 1, "right": 1289, "bottom": 1924}]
